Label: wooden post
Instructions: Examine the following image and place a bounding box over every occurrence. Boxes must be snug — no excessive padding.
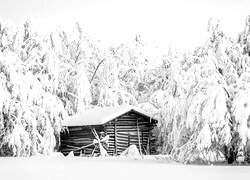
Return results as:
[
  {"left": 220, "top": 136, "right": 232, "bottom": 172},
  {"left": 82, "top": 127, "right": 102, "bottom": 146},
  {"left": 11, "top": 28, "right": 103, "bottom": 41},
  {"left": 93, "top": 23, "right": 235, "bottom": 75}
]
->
[
  {"left": 137, "top": 118, "right": 142, "bottom": 155},
  {"left": 128, "top": 133, "right": 130, "bottom": 147},
  {"left": 148, "top": 125, "right": 151, "bottom": 155},
  {"left": 114, "top": 119, "right": 117, "bottom": 155},
  {"left": 142, "top": 132, "right": 144, "bottom": 154}
]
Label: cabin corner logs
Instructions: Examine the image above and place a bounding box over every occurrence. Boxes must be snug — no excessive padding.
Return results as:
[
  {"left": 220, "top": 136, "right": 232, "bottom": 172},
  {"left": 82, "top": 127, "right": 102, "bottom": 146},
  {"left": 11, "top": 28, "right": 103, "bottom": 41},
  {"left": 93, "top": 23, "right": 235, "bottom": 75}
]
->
[{"left": 60, "top": 111, "right": 158, "bottom": 156}]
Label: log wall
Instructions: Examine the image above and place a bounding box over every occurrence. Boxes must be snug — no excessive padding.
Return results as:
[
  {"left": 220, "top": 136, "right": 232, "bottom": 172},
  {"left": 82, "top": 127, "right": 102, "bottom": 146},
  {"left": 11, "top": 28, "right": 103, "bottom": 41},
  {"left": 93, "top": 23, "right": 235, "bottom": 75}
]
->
[
  {"left": 60, "top": 125, "right": 104, "bottom": 156},
  {"left": 60, "top": 111, "right": 157, "bottom": 156},
  {"left": 104, "top": 112, "right": 157, "bottom": 155}
]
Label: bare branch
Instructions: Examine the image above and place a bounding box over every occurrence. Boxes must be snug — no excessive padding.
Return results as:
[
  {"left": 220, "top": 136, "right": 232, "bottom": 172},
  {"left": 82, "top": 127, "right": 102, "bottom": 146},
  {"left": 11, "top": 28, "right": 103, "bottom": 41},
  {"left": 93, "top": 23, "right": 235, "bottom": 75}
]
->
[{"left": 90, "top": 58, "right": 105, "bottom": 83}]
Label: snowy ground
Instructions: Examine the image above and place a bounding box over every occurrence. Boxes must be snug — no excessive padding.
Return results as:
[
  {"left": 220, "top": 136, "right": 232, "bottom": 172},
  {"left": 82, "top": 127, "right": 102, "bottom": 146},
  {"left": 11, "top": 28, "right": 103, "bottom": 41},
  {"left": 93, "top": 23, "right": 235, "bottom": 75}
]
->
[{"left": 1, "top": 156, "right": 250, "bottom": 180}]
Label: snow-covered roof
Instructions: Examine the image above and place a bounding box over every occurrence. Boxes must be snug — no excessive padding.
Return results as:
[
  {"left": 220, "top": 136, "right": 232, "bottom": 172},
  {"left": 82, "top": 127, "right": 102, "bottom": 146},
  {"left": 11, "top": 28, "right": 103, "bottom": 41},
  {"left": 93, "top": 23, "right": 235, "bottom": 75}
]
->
[{"left": 62, "top": 105, "right": 158, "bottom": 126}]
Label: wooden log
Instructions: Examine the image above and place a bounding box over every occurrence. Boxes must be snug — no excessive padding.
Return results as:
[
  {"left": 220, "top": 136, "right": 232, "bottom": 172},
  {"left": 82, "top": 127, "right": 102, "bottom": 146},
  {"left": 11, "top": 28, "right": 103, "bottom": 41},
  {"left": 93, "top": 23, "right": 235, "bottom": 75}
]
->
[
  {"left": 116, "top": 121, "right": 150, "bottom": 125},
  {"left": 116, "top": 134, "right": 130, "bottom": 140},
  {"left": 116, "top": 144, "right": 128, "bottom": 149},
  {"left": 61, "top": 138, "right": 94, "bottom": 142},
  {"left": 116, "top": 139, "right": 130, "bottom": 145}
]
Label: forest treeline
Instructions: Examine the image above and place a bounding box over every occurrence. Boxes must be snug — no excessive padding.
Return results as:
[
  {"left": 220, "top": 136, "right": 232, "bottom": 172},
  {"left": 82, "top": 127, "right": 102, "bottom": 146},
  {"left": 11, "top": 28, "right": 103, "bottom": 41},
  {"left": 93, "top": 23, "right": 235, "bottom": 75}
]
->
[{"left": 0, "top": 16, "right": 250, "bottom": 164}]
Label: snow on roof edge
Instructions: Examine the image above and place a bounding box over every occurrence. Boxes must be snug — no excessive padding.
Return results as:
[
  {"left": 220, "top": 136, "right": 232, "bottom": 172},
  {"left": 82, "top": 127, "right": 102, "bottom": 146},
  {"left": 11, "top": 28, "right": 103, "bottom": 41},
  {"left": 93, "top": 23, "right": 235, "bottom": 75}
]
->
[{"left": 62, "top": 105, "right": 158, "bottom": 127}]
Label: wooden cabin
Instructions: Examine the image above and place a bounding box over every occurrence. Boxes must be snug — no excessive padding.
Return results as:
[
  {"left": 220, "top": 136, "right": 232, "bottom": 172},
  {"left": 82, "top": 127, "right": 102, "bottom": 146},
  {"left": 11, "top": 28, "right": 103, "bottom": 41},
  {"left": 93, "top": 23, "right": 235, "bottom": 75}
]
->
[{"left": 60, "top": 106, "right": 158, "bottom": 156}]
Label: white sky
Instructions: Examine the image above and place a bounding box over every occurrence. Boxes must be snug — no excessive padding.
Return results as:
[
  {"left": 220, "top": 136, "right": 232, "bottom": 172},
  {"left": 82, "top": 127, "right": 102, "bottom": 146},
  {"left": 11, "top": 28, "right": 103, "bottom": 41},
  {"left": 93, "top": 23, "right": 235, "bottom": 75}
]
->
[{"left": 0, "top": 0, "right": 249, "bottom": 51}]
